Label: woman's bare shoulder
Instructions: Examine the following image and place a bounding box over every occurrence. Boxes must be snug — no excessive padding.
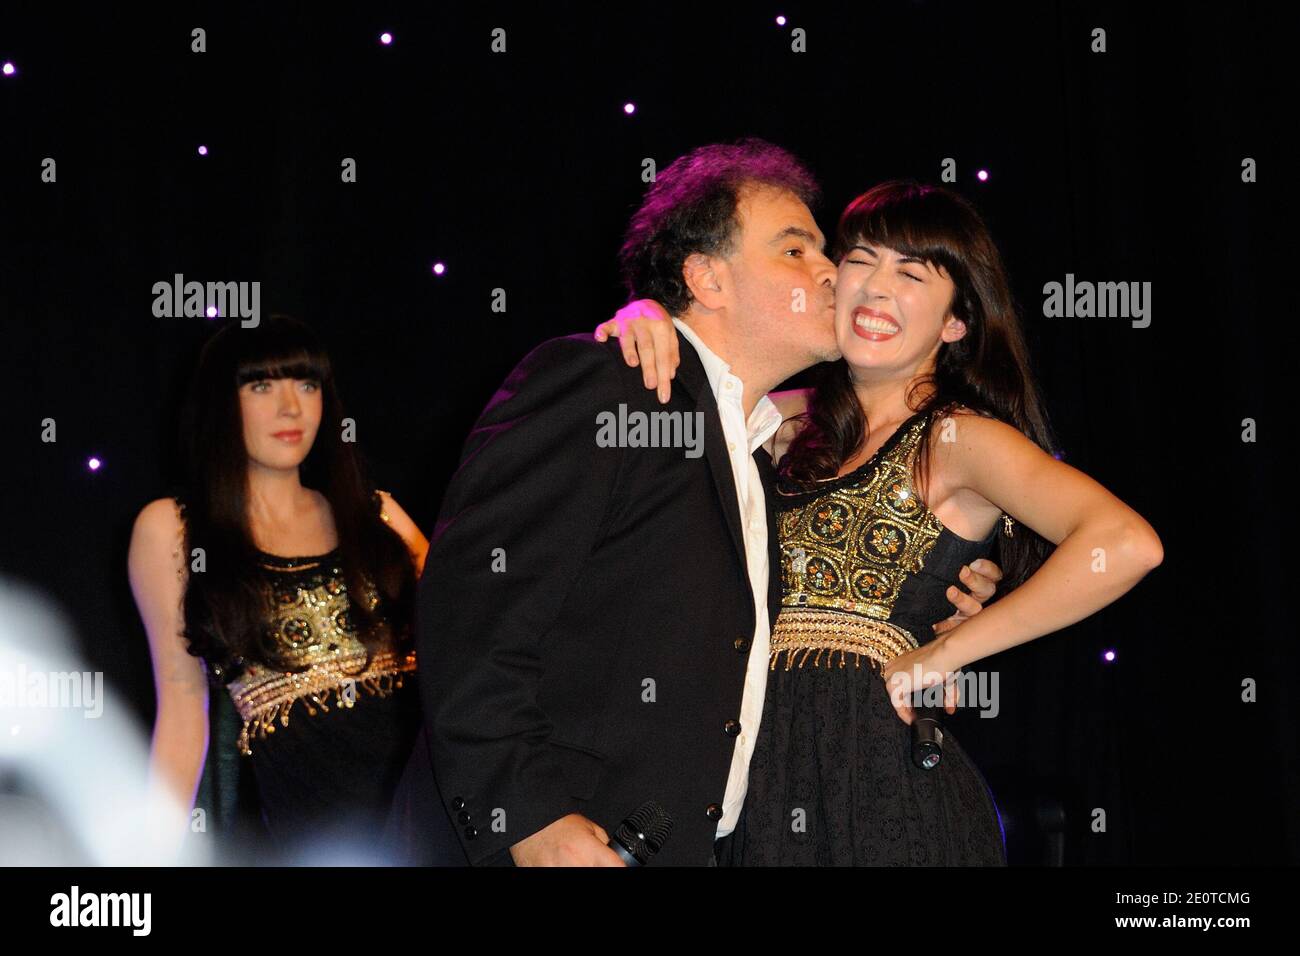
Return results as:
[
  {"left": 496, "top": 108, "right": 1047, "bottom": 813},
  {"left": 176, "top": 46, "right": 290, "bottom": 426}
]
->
[
  {"left": 376, "top": 490, "right": 429, "bottom": 571},
  {"left": 377, "top": 490, "right": 422, "bottom": 538},
  {"left": 132, "top": 496, "right": 186, "bottom": 544},
  {"left": 128, "top": 498, "right": 189, "bottom": 604}
]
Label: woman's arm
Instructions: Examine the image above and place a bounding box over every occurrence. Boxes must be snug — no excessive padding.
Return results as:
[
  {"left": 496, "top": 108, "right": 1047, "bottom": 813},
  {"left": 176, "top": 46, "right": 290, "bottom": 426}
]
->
[
  {"left": 127, "top": 498, "right": 209, "bottom": 813},
  {"left": 927, "top": 412, "right": 1164, "bottom": 673},
  {"left": 378, "top": 491, "right": 429, "bottom": 576},
  {"left": 594, "top": 299, "right": 680, "bottom": 403},
  {"left": 595, "top": 301, "right": 812, "bottom": 446}
]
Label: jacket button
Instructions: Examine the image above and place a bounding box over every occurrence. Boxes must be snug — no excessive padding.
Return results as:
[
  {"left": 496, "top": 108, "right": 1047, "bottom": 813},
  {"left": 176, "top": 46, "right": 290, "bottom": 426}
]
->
[
  {"left": 724, "top": 719, "right": 741, "bottom": 737},
  {"left": 734, "top": 637, "right": 749, "bottom": 653},
  {"left": 464, "top": 826, "right": 478, "bottom": 840},
  {"left": 705, "top": 803, "right": 723, "bottom": 821},
  {"left": 457, "top": 811, "right": 471, "bottom": 825},
  {"left": 452, "top": 797, "right": 466, "bottom": 811}
]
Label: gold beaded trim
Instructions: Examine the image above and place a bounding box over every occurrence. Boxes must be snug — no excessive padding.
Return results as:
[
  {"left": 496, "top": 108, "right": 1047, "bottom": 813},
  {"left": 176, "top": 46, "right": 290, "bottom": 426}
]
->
[
  {"left": 233, "top": 649, "right": 417, "bottom": 756},
  {"left": 769, "top": 608, "right": 919, "bottom": 672}
]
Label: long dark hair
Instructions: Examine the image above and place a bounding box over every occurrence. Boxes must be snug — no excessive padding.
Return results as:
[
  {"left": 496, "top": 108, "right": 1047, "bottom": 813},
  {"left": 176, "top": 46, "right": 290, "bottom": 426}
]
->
[
  {"left": 780, "top": 181, "right": 1057, "bottom": 590},
  {"left": 176, "top": 314, "right": 415, "bottom": 681}
]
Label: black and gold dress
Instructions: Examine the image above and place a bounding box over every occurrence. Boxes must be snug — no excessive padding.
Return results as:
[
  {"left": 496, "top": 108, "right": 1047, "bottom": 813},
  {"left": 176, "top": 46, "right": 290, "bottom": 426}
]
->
[
  {"left": 725, "top": 410, "right": 1008, "bottom": 866},
  {"left": 174, "top": 495, "right": 420, "bottom": 858}
]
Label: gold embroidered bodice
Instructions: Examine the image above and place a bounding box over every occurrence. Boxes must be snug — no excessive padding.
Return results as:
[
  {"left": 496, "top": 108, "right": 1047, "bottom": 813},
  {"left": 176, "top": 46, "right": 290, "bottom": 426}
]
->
[
  {"left": 770, "top": 410, "right": 1003, "bottom": 672},
  {"left": 172, "top": 494, "right": 417, "bottom": 755},
  {"left": 230, "top": 547, "right": 416, "bottom": 755}
]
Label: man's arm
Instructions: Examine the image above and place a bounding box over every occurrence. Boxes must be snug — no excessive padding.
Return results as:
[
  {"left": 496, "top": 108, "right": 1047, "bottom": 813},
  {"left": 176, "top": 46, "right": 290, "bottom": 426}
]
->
[
  {"left": 419, "top": 335, "right": 628, "bottom": 865},
  {"left": 933, "top": 558, "right": 1003, "bottom": 635}
]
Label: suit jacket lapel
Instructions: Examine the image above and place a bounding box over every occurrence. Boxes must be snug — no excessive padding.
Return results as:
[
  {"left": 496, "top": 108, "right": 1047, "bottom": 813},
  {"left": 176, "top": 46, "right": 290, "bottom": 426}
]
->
[{"left": 672, "top": 338, "right": 750, "bottom": 599}]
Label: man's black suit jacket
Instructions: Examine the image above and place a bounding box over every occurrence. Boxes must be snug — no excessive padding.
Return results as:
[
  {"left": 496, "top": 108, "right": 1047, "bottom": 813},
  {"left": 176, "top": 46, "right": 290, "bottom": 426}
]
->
[{"left": 387, "top": 332, "right": 783, "bottom": 866}]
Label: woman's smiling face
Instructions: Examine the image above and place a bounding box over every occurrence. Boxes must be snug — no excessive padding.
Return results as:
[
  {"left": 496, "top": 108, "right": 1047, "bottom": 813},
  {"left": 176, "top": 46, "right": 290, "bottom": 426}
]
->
[{"left": 833, "top": 242, "right": 967, "bottom": 376}]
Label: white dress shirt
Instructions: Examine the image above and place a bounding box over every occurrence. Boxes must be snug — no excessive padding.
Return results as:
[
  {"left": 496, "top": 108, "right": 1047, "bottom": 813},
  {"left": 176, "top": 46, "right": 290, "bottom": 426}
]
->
[{"left": 672, "top": 318, "right": 783, "bottom": 838}]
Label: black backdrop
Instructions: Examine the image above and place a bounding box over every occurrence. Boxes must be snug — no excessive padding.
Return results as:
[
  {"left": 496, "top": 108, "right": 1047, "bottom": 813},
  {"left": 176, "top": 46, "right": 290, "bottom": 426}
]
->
[{"left": 1, "top": 1, "right": 1292, "bottom": 865}]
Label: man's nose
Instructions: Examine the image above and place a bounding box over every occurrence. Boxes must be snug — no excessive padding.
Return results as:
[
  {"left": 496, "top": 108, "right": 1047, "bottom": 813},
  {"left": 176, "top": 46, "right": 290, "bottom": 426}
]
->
[{"left": 814, "top": 251, "right": 837, "bottom": 288}]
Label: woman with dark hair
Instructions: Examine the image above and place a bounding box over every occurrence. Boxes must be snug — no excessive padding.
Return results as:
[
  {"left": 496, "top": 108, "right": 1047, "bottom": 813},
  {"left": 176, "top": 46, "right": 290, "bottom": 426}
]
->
[
  {"left": 127, "top": 313, "right": 428, "bottom": 861},
  {"left": 597, "top": 180, "right": 1163, "bottom": 865}
]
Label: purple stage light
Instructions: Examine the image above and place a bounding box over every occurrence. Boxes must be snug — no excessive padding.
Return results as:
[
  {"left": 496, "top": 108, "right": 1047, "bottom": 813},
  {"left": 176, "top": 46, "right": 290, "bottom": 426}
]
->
[
  {"left": 87, "top": 457, "right": 102, "bottom": 472},
  {"left": 1102, "top": 648, "right": 1116, "bottom": 663},
  {"left": 2, "top": 62, "right": 15, "bottom": 77},
  {"left": 197, "top": 145, "right": 208, "bottom": 156},
  {"left": 432, "top": 262, "right": 446, "bottom": 276},
  {"left": 776, "top": 16, "right": 787, "bottom": 26},
  {"left": 976, "top": 169, "right": 989, "bottom": 181},
  {"left": 380, "top": 32, "right": 393, "bottom": 45},
  {"left": 206, "top": 305, "right": 219, "bottom": 318},
  {"left": 623, "top": 102, "right": 636, "bottom": 115}
]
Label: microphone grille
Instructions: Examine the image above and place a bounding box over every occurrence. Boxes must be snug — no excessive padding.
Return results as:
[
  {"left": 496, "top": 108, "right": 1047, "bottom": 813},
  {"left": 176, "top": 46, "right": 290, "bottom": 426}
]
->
[{"left": 618, "top": 801, "right": 674, "bottom": 859}]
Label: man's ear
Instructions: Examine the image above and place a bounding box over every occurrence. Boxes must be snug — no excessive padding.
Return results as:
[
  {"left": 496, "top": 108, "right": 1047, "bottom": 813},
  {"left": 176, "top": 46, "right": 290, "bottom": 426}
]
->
[{"left": 682, "top": 252, "right": 728, "bottom": 311}]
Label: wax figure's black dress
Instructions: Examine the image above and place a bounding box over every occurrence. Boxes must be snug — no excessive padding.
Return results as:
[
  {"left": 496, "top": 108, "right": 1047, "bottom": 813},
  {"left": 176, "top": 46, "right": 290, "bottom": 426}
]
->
[
  {"left": 723, "top": 411, "right": 1008, "bottom": 866},
  {"left": 174, "top": 494, "right": 419, "bottom": 860}
]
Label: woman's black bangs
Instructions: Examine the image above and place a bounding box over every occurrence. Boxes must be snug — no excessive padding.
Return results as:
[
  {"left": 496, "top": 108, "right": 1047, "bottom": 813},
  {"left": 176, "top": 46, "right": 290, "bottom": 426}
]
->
[{"left": 235, "top": 350, "right": 328, "bottom": 385}]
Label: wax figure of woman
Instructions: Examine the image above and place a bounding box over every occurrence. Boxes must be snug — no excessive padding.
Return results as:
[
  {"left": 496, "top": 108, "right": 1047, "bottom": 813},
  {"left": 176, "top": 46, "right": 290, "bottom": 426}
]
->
[{"left": 129, "top": 314, "right": 428, "bottom": 861}]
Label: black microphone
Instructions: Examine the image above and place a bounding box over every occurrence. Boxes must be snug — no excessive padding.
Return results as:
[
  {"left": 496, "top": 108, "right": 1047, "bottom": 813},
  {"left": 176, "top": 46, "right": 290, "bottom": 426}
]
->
[
  {"left": 607, "top": 801, "right": 673, "bottom": 866},
  {"left": 911, "top": 704, "right": 946, "bottom": 770}
]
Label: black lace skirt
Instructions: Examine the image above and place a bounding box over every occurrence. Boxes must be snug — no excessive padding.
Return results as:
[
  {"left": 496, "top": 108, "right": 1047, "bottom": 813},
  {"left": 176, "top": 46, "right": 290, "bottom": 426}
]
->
[
  {"left": 722, "top": 655, "right": 1007, "bottom": 866},
  {"left": 246, "top": 681, "right": 422, "bottom": 862}
]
